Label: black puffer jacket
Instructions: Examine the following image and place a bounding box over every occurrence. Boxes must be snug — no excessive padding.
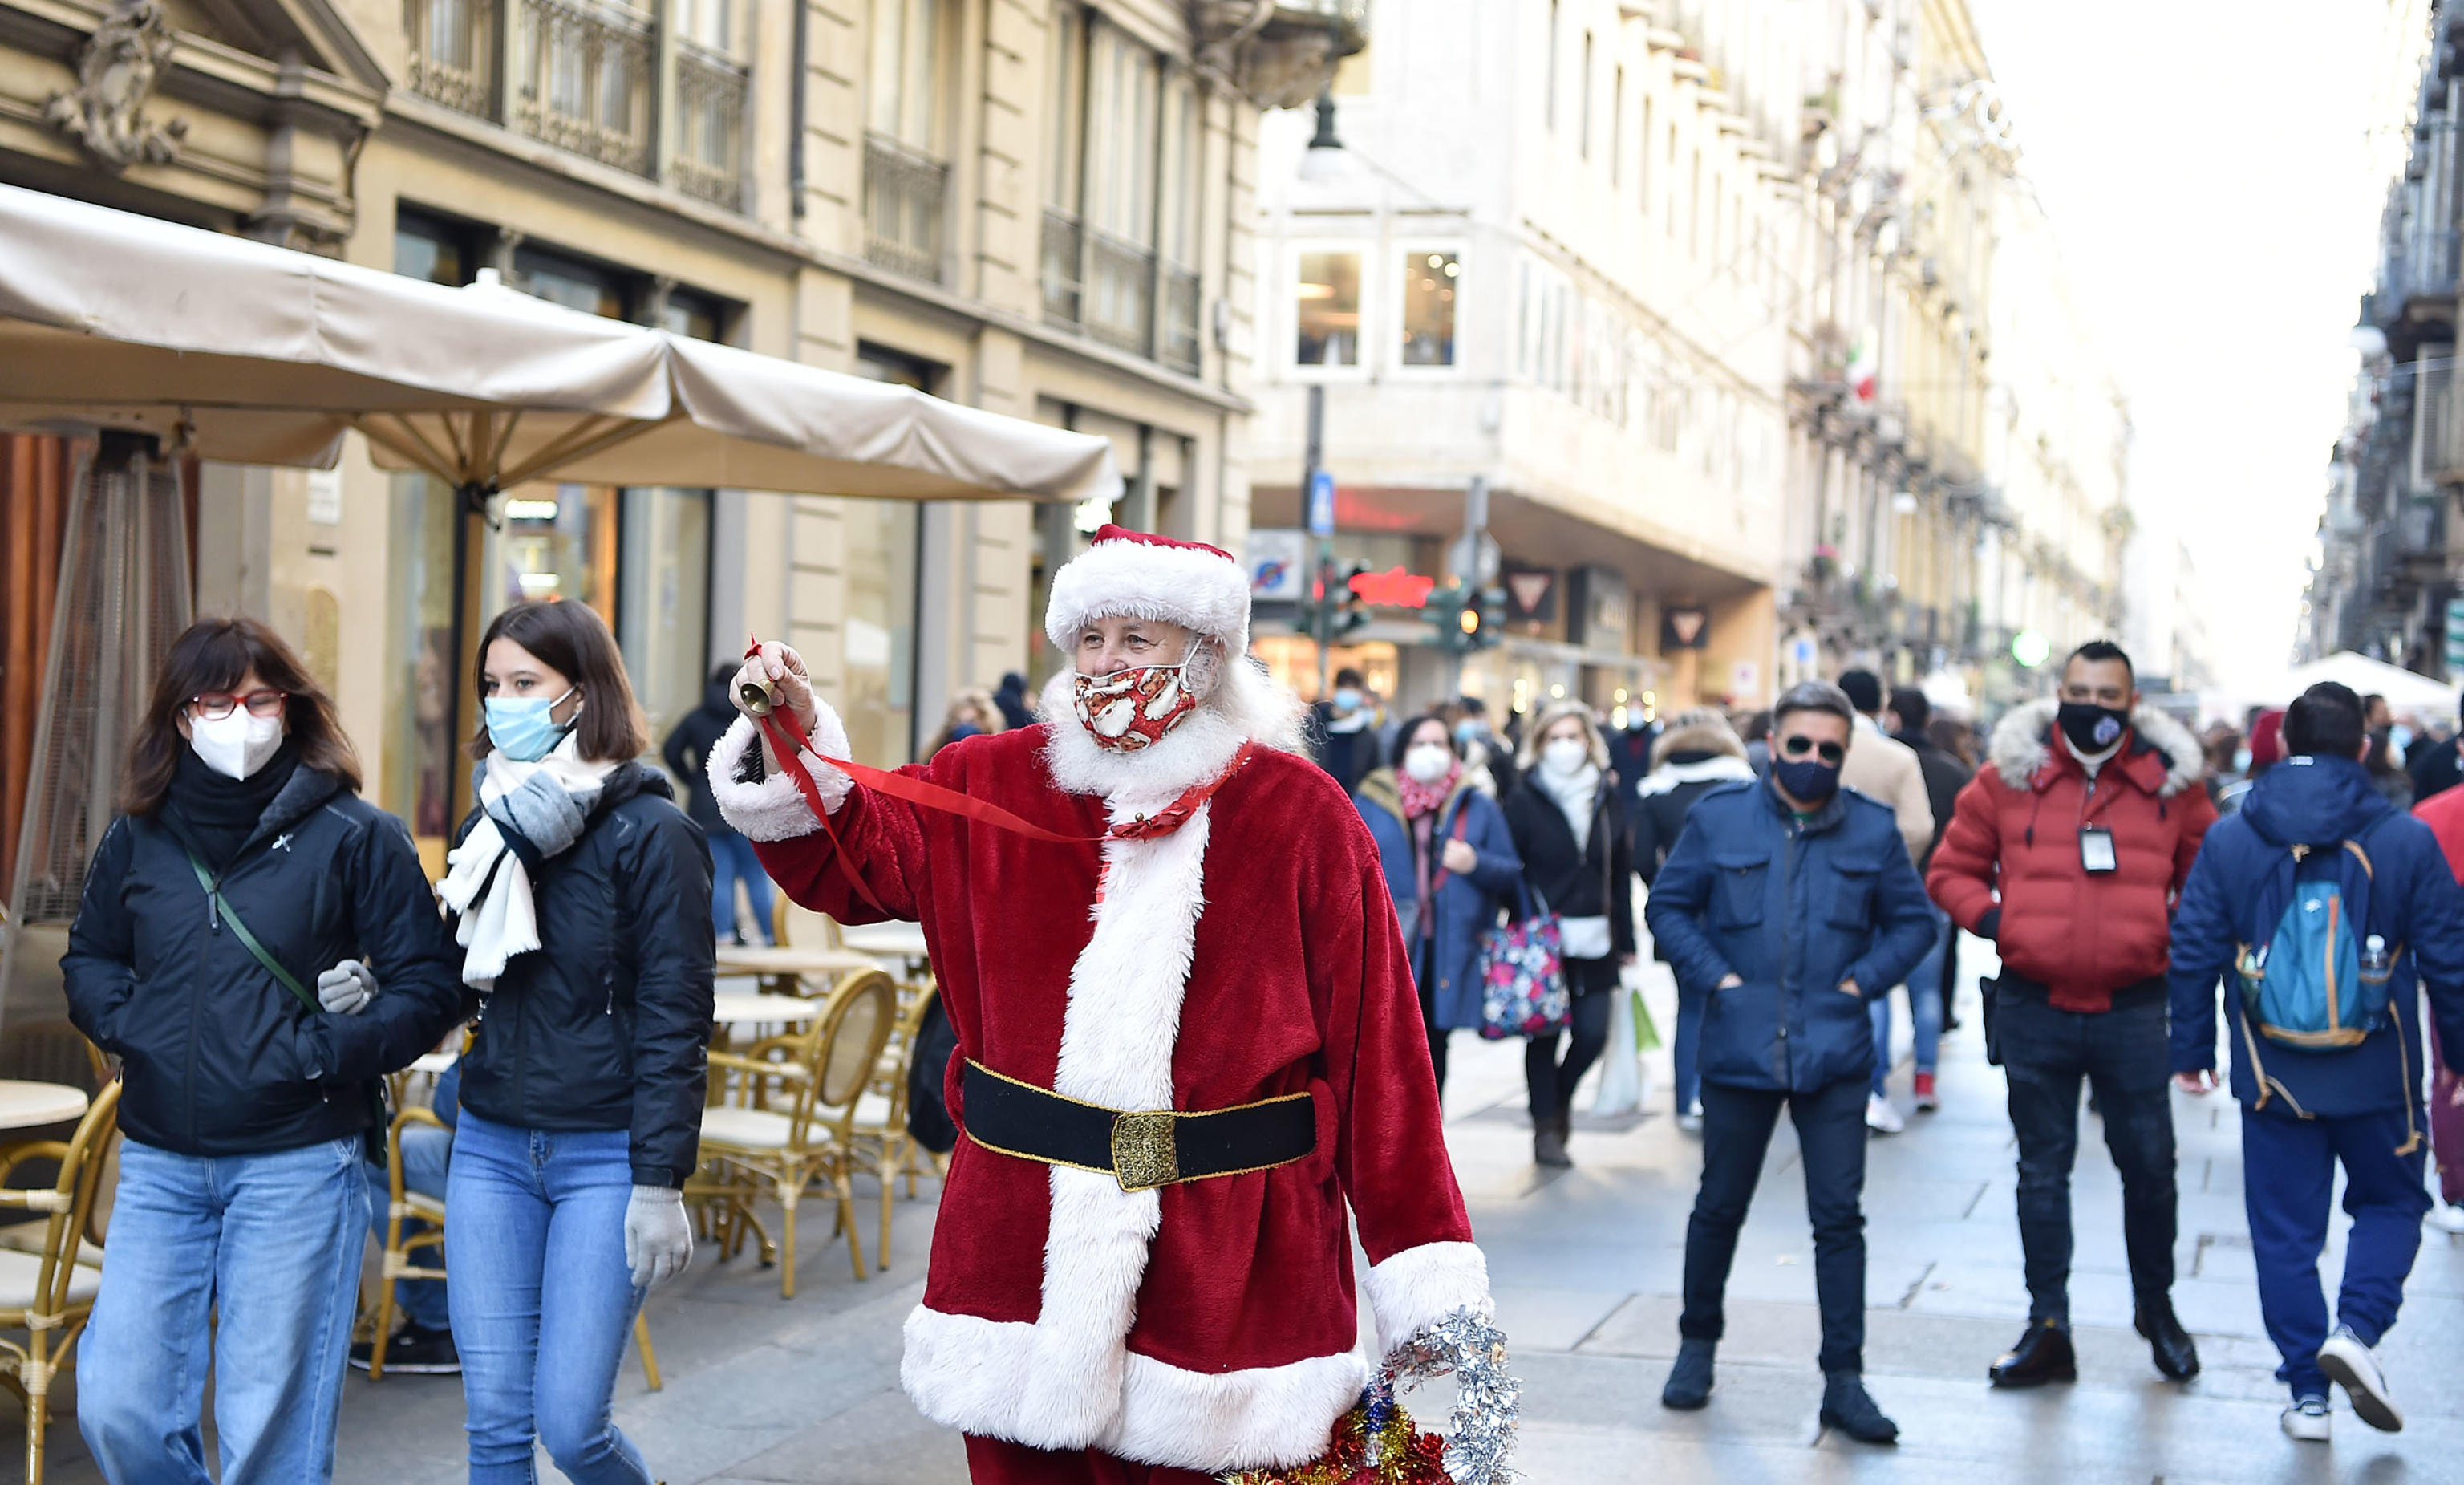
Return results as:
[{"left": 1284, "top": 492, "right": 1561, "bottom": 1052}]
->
[
  {"left": 1502, "top": 775, "right": 1638, "bottom": 959},
  {"left": 448, "top": 764, "right": 715, "bottom": 1187},
  {"left": 63, "top": 768, "right": 466, "bottom": 1157}
]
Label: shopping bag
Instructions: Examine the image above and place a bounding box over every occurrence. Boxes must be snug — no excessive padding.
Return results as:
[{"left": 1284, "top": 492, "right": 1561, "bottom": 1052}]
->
[
  {"left": 1591, "top": 985, "right": 1643, "bottom": 1114},
  {"left": 1477, "top": 882, "right": 1568, "bottom": 1041}
]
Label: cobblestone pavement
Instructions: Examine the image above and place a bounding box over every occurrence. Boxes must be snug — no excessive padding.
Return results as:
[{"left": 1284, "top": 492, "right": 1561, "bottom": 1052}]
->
[{"left": 15, "top": 939, "right": 2461, "bottom": 1482}]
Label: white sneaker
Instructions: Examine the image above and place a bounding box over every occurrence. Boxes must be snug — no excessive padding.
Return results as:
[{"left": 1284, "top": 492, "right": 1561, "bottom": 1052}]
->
[
  {"left": 1865, "top": 1095, "right": 1904, "bottom": 1134},
  {"left": 2318, "top": 1326, "right": 2402, "bottom": 1432},
  {"left": 2427, "top": 1202, "right": 2464, "bottom": 1235},
  {"left": 1676, "top": 1106, "right": 1704, "bottom": 1134},
  {"left": 2280, "top": 1396, "right": 2331, "bottom": 1442}
]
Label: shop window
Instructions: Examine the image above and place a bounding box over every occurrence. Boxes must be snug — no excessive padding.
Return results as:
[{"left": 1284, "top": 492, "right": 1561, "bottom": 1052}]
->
[
  {"left": 494, "top": 484, "right": 618, "bottom": 622},
  {"left": 1400, "top": 250, "right": 1459, "bottom": 367},
  {"left": 383, "top": 476, "right": 463, "bottom": 863},
  {"left": 1295, "top": 250, "right": 1360, "bottom": 367},
  {"left": 618, "top": 489, "right": 714, "bottom": 744}
]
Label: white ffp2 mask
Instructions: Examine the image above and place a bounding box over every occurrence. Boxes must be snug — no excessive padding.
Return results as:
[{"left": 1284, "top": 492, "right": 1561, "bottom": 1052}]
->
[{"left": 190, "top": 709, "right": 285, "bottom": 781}]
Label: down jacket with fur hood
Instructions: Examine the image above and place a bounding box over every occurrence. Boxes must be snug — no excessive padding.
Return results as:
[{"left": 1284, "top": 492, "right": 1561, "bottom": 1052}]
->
[{"left": 1926, "top": 699, "right": 2216, "bottom": 1013}]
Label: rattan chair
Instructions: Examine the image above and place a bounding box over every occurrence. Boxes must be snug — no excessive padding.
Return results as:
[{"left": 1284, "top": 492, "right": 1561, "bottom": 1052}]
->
[
  {"left": 364, "top": 1103, "right": 661, "bottom": 1390},
  {"left": 848, "top": 979, "right": 942, "bottom": 1271},
  {"left": 0, "top": 1079, "right": 119, "bottom": 1483},
  {"left": 691, "top": 968, "right": 896, "bottom": 1296}
]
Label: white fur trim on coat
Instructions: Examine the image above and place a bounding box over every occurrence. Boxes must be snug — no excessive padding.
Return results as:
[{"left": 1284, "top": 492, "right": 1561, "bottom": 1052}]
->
[
  {"left": 901, "top": 779, "right": 1238, "bottom": 1456},
  {"left": 1044, "top": 535, "right": 1250, "bottom": 653},
  {"left": 1987, "top": 699, "right": 2203, "bottom": 799},
  {"left": 1361, "top": 1241, "right": 1493, "bottom": 1358},
  {"left": 705, "top": 708, "right": 854, "bottom": 842},
  {"left": 902, "top": 1307, "right": 1368, "bottom": 1471}
]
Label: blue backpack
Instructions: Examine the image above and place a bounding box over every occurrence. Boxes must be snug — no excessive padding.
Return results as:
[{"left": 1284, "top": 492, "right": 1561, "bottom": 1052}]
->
[{"left": 2233, "top": 827, "right": 2397, "bottom": 1050}]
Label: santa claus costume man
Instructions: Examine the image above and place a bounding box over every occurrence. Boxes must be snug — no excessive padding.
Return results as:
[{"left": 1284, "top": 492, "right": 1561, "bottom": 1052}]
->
[{"left": 707, "top": 526, "right": 1506, "bottom": 1483}]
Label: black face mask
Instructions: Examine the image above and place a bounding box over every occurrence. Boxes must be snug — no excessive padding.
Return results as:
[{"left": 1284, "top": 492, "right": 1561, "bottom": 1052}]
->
[
  {"left": 2057, "top": 700, "right": 2130, "bottom": 755},
  {"left": 1773, "top": 757, "right": 1842, "bottom": 806}
]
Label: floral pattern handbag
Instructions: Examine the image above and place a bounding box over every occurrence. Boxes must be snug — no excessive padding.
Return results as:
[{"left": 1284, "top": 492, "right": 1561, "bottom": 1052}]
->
[{"left": 1477, "top": 882, "right": 1568, "bottom": 1041}]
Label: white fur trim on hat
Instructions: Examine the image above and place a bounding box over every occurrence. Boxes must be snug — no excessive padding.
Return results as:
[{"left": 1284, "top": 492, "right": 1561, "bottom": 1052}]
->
[{"left": 1044, "top": 530, "right": 1250, "bottom": 654}]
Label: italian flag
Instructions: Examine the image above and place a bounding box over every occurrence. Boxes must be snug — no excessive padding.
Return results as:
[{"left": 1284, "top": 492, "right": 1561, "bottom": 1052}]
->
[{"left": 1846, "top": 330, "right": 1878, "bottom": 404}]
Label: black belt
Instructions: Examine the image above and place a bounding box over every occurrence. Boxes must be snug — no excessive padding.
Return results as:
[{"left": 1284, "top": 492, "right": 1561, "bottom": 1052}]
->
[{"left": 959, "top": 1061, "right": 1315, "bottom": 1193}]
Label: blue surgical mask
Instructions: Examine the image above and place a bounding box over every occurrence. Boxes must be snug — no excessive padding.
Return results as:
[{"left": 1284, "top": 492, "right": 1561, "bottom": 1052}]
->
[
  {"left": 485, "top": 687, "right": 579, "bottom": 762},
  {"left": 1454, "top": 720, "right": 1481, "bottom": 743},
  {"left": 1333, "top": 687, "right": 1363, "bottom": 712}
]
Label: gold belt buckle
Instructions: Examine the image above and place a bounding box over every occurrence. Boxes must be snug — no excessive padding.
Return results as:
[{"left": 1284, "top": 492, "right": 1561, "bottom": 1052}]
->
[{"left": 1110, "top": 1110, "right": 1181, "bottom": 1192}]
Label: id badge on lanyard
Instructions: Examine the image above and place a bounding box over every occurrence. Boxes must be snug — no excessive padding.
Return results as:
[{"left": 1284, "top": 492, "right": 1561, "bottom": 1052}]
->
[{"left": 2080, "top": 826, "right": 2118, "bottom": 874}]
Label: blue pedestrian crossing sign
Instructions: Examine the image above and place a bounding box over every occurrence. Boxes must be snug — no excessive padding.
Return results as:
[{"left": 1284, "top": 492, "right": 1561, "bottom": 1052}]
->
[
  {"left": 1307, "top": 469, "right": 1336, "bottom": 537},
  {"left": 2446, "top": 598, "right": 2464, "bottom": 671}
]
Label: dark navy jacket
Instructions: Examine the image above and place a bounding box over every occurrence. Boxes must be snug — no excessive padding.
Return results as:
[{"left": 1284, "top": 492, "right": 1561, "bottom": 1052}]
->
[
  {"left": 1644, "top": 778, "right": 1935, "bottom": 1092},
  {"left": 2168, "top": 753, "right": 2464, "bottom": 1120}
]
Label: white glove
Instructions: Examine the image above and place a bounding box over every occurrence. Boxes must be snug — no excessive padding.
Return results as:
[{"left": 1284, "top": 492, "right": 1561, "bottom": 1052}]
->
[
  {"left": 316, "top": 959, "right": 377, "bottom": 1015},
  {"left": 624, "top": 1185, "right": 692, "bottom": 1289}
]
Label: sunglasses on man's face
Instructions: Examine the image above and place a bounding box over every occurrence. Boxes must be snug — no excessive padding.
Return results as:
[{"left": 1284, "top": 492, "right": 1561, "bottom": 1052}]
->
[{"left": 1779, "top": 735, "right": 1846, "bottom": 765}]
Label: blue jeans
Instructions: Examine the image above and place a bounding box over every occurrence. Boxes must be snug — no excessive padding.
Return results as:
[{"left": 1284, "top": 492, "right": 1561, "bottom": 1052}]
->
[
  {"left": 365, "top": 1118, "right": 456, "bottom": 1331},
  {"left": 1869, "top": 906, "right": 1950, "bottom": 1096},
  {"left": 1672, "top": 980, "right": 1706, "bottom": 1115},
  {"left": 447, "top": 1110, "right": 650, "bottom": 1484},
  {"left": 2241, "top": 1103, "right": 2430, "bottom": 1398},
  {"left": 707, "top": 825, "right": 774, "bottom": 945},
  {"left": 79, "top": 1135, "right": 368, "bottom": 1484}
]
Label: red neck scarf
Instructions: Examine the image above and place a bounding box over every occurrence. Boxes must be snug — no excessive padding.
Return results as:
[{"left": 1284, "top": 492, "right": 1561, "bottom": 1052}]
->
[{"left": 1396, "top": 763, "right": 1461, "bottom": 821}]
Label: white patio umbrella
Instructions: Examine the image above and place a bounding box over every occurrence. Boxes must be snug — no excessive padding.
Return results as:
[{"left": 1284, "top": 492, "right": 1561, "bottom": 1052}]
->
[
  {"left": 0, "top": 182, "right": 1120, "bottom": 505},
  {"left": 2279, "top": 651, "right": 2461, "bottom": 717}
]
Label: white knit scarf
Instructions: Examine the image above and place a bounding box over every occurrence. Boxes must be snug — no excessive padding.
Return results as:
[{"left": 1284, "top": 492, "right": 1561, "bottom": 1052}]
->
[{"left": 437, "top": 733, "right": 620, "bottom": 990}]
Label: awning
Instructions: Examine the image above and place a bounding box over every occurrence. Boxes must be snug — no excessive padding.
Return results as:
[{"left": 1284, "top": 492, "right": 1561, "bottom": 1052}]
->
[{"left": 0, "top": 183, "right": 1120, "bottom": 505}]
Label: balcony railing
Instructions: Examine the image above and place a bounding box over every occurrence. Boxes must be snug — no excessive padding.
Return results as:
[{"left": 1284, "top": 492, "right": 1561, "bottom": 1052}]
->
[
  {"left": 672, "top": 40, "right": 748, "bottom": 210},
  {"left": 513, "top": 0, "right": 654, "bottom": 176},
  {"left": 864, "top": 133, "right": 948, "bottom": 283},
  {"left": 1086, "top": 231, "right": 1155, "bottom": 356},
  {"left": 1041, "top": 210, "right": 1084, "bottom": 328},
  {"left": 405, "top": 0, "right": 495, "bottom": 114}
]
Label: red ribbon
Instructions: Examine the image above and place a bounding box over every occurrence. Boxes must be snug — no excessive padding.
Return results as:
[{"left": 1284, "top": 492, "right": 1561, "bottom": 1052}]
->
[{"left": 740, "top": 638, "right": 1254, "bottom": 917}]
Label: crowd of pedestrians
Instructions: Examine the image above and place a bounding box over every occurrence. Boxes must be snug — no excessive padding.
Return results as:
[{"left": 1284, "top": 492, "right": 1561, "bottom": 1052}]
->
[{"left": 1323, "top": 639, "right": 2464, "bottom": 1449}]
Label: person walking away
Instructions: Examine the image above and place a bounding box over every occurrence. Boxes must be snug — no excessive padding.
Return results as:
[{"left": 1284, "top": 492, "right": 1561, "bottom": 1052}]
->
[
  {"left": 1607, "top": 712, "right": 1657, "bottom": 822},
  {"left": 354, "top": 1060, "right": 463, "bottom": 1373},
  {"left": 1888, "top": 687, "right": 1972, "bottom": 1114},
  {"left": 1356, "top": 715, "right": 1522, "bottom": 1093},
  {"left": 664, "top": 663, "right": 776, "bottom": 947},
  {"left": 2169, "top": 682, "right": 2464, "bottom": 1442},
  {"left": 64, "top": 616, "right": 465, "bottom": 1483},
  {"left": 1833, "top": 671, "right": 1934, "bottom": 1133},
  {"left": 438, "top": 599, "right": 715, "bottom": 1485},
  {"left": 2403, "top": 778, "right": 2464, "bottom": 1235},
  {"left": 991, "top": 670, "right": 1035, "bottom": 732},
  {"left": 1926, "top": 640, "right": 2213, "bottom": 1390},
  {"left": 711, "top": 527, "right": 1510, "bottom": 1481},
  {"left": 1309, "top": 667, "right": 1380, "bottom": 794},
  {"left": 1631, "top": 708, "right": 1757, "bottom": 1130},
  {"left": 1645, "top": 682, "right": 1935, "bottom": 1443},
  {"left": 1505, "top": 703, "right": 1637, "bottom": 1167}
]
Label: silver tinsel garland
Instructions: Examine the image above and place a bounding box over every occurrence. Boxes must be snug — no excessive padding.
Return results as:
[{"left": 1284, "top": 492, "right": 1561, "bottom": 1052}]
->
[{"left": 1388, "top": 1305, "right": 1522, "bottom": 1485}]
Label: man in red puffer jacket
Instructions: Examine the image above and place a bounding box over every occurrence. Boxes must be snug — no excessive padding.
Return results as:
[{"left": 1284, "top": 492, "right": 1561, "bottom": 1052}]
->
[{"left": 1927, "top": 641, "right": 2215, "bottom": 1393}]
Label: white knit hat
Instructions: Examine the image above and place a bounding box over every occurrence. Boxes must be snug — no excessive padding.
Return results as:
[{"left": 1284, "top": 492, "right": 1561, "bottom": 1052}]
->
[{"left": 1043, "top": 525, "right": 1250, "bottom": 654}]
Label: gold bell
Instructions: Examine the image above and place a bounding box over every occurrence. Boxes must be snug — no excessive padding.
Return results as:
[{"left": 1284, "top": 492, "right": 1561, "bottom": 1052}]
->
[{"left": 738, "top": 677, "right": 783, "bottom": 716}]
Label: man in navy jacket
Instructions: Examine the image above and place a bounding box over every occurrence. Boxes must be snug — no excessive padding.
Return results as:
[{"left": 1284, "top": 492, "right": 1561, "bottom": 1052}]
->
[
  {"left": 2170, "top": 681, "right": 2464, "bottom": 1443},
  {"left": 1645, "top": 680, "right": 1936, "bottom": 1443}
]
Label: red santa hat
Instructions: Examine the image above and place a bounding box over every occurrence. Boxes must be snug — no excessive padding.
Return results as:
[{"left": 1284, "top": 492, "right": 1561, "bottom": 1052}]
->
[{"left": 1043, "top": 524, "right": 1250, "bottom": 655}]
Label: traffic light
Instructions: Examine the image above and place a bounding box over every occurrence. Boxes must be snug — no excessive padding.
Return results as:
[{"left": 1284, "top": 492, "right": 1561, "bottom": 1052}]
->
[
  {"left": 1467, "top": 584, "right": 1506, "bottom": 651},
  {"left": 1334, "top": 562, "right": 1372, "bottom": 639}
]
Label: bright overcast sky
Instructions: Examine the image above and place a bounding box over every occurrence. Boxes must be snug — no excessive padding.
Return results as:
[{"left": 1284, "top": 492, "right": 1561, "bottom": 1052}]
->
[{"left": 1968, "top": 0, "right": 2421, "bottom": 695}]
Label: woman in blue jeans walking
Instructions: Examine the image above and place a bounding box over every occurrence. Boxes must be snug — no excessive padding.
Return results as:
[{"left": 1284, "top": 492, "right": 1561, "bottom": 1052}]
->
[
  {"left": 63, "top": 617, "right": 466, "bottom": 1483},
  {"left": 440, "top": 600, "right": 715, "bottom": 1483}
]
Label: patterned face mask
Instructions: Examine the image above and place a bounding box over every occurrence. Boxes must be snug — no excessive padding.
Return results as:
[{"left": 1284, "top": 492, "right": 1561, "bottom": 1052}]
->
[{"left": 1072, "top": 663, "right": 1198, "bottom": 753}]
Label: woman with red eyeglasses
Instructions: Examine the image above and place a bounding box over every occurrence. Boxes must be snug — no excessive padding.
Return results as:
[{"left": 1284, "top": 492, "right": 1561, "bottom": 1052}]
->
[{"left": 63, "top": 616, "right": 465, "bottom": 1483}]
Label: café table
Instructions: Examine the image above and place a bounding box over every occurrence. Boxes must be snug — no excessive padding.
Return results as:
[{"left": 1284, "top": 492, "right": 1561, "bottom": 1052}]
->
[
  {"left": 0, "top": 1081, "right": 87, "bottom": 1133},
  {"left": 835, "top": 921, "right": 930, "bottom": 964}
]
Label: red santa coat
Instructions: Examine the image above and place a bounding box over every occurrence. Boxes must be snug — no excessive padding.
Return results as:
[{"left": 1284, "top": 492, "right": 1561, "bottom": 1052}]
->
[{"left": 707, "top": 690, "right": 1489, "bottom": 1473}]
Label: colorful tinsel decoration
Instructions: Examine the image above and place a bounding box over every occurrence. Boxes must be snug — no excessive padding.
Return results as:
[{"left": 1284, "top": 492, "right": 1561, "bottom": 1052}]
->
[{"left": 1221, "top": 1307, "right": 1521, "bottom": 1485}]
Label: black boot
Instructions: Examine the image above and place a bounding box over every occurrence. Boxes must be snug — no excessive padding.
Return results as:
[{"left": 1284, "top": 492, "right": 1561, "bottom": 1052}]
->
[
  {"left": 1534, "top": 1113, "right": 1570, "bottom": 1169},
  {"left": 2135, "top": 1298, "right": 2200, "bottom": 1381},
  {"left": 1553, "top": 1110, "right": 1575, "bottom": 1166},
  {"left": 1660, "top": 1338, "right": 1715, "bottom": 1410},
  {"left": 1819, "top": 1372, "right": 1899, "bottom": 1445},
  {"left": 1988, "top": 1319, "right": 2077, "bottom": 1388}
]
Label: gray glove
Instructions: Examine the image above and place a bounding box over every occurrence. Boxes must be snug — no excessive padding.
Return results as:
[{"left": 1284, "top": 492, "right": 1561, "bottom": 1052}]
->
[
  {"left": 624, "top": 1185, "right": 692, "bottom": 1288},
  {"left": 316, "top": 959, "right": 376, "bottom": 1015}
]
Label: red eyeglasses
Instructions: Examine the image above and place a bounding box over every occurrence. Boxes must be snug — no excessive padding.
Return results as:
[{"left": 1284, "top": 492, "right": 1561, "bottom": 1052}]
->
[{"left": 187, "top": 690, "right": 287, "bottom": 722}]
